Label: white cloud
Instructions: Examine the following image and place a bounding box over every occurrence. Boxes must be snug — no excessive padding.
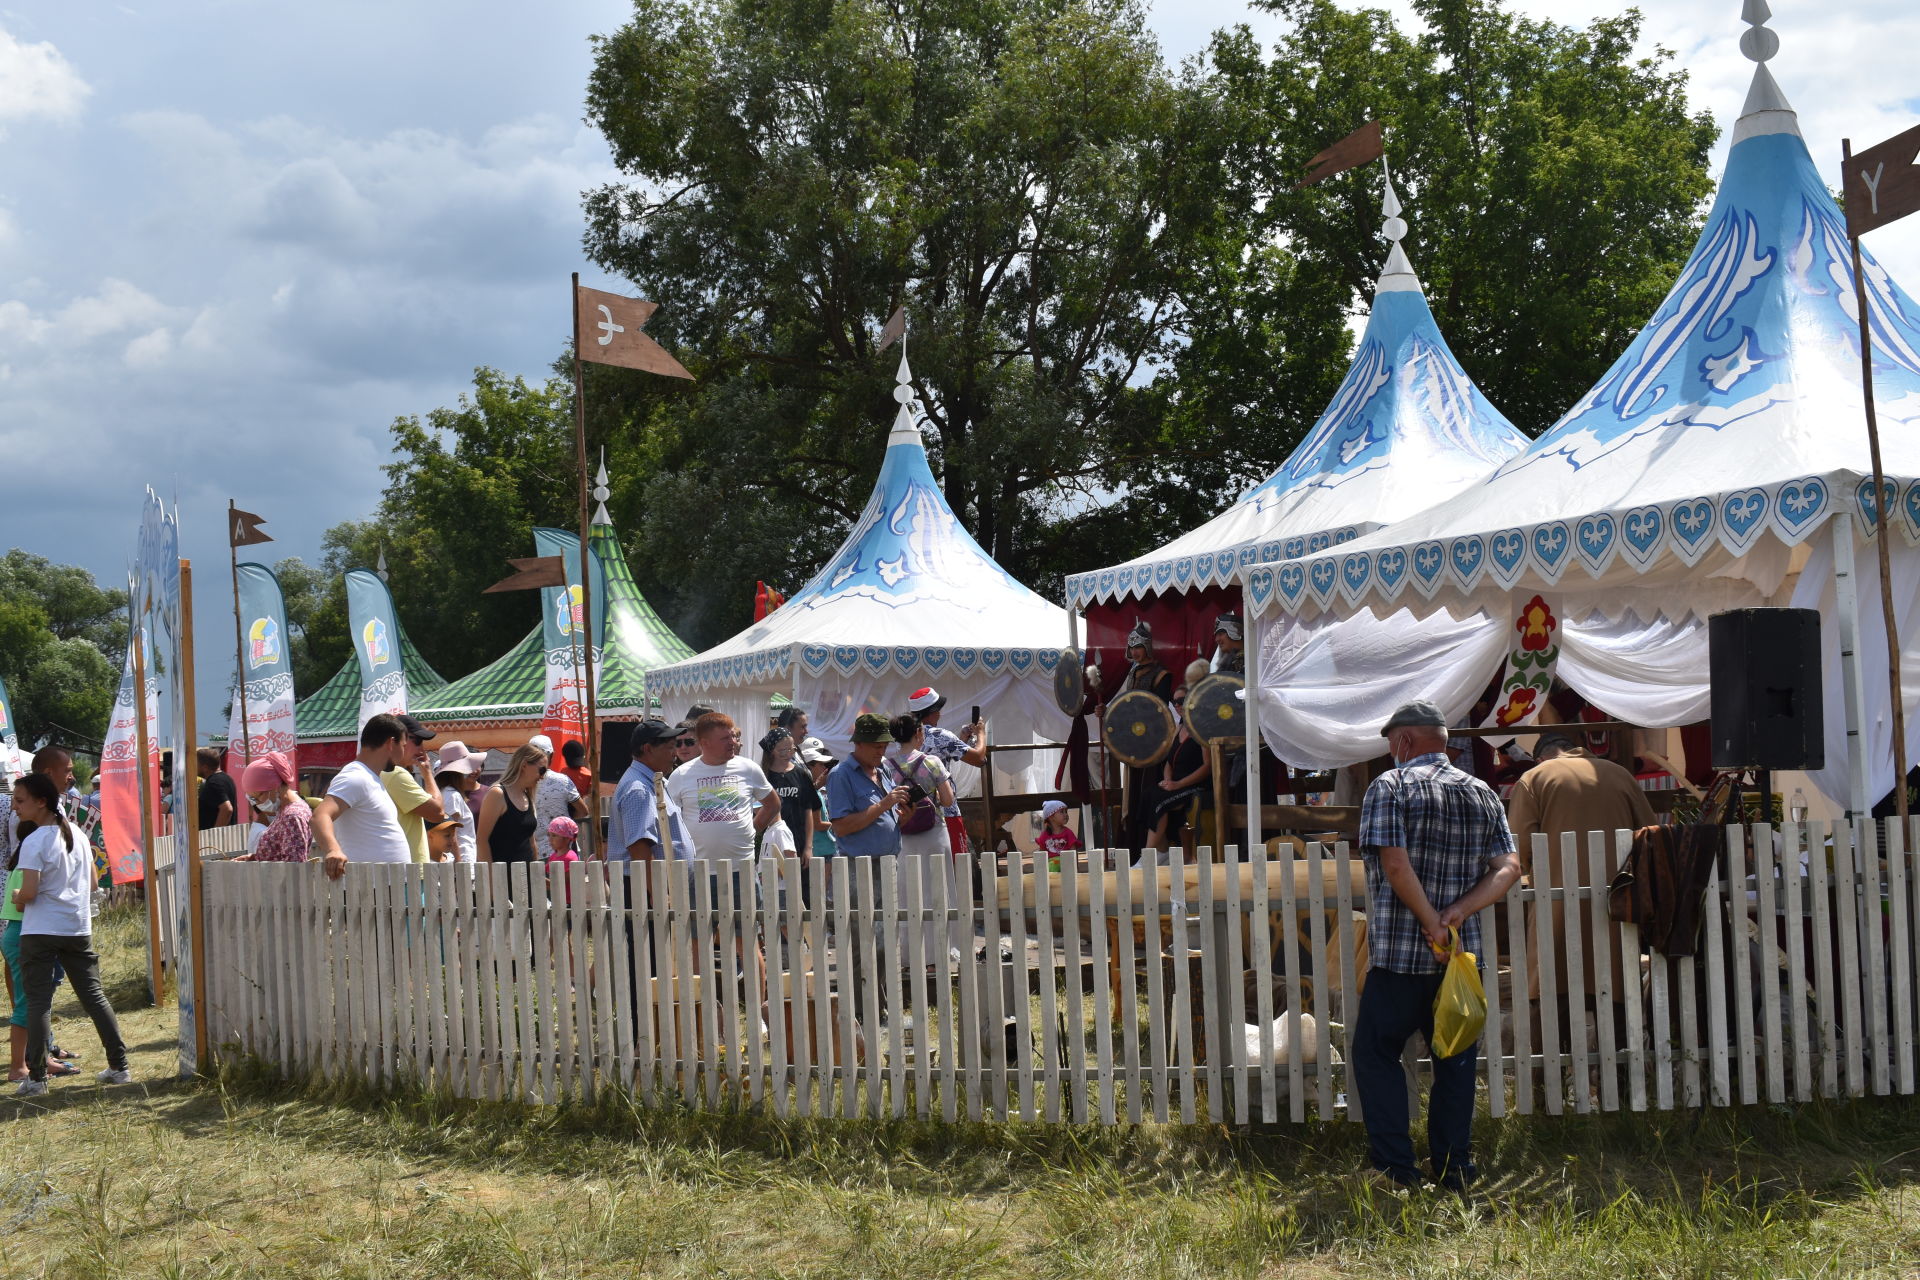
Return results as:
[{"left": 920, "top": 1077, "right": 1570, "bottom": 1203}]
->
[
  {"left": 123, "top": 326, "right": 172, "bottom": 367},
  {"left": 0, "top": 25, "right": 88, "bottom": 127}
]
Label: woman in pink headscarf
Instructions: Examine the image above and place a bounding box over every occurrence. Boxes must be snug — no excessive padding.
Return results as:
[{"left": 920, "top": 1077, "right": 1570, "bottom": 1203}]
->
[{"left": 239, "top": 752, "right": 312, "bottom": 863}]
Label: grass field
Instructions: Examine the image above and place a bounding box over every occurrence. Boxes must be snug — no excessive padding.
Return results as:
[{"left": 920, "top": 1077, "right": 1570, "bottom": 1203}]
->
[{"left": 2, "top": 904, "right": 1918, "bottom": 1278}]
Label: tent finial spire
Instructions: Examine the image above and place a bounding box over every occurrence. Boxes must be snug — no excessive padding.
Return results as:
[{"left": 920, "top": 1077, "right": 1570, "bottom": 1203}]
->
[
  {"left": 1375, "top": 146, "right": 1420, "bottom": 291},
  {"left": 1732, "top": 0, "right": 1796, "bottom": 141},
  {"left": 889, "top": 346, "right": 924, "bottom": 443},
  {"left": 592, "top": 447, "right": 611, "bottom": 525}
]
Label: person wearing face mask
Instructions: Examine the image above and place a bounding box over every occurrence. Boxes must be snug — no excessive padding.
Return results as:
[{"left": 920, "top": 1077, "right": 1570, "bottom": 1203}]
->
[
  {"left": 238, "top": 751, "right": 311, "bottom": 863},
  {"left": 310, "top": 714, "right": 414, "bottom": 879}
]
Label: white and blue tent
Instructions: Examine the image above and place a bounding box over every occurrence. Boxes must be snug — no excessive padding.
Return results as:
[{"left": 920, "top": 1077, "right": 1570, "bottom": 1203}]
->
[
  {"left": 649, "top": 355, "right": 1071, "bottom": 786},
  {"left": 1066, "top": 174, "right": 1529, "bottom": 611},
  {"left": 1245, "top": 4, "right": 1920, "bottom": 813}
]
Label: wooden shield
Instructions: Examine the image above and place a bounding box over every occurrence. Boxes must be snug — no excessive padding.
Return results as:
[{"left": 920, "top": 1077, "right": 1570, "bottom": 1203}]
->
[
  {"left": 1186, "top": 673, "right": 1246, "bottom": 746},
  {"left": 1054, "top": 647, "right": 1088, "bottom": 716},
  {"left": 1104, "top": 689, "right": 1176, "bottom": 768}
]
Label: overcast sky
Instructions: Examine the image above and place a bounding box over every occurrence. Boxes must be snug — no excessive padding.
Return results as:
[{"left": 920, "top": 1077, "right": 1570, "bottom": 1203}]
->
[{"left": 1, "top": 0, "right": 1917, "bottom": 725}]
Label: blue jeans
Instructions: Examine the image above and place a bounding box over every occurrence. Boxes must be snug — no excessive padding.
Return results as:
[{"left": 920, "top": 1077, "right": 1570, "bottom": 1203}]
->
[{"left": 1351, "top": 967, "right": 1479, "bottom": 1186}]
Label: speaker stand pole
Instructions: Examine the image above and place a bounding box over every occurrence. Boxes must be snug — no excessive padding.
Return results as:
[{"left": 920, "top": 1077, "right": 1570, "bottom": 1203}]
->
[{"left": 1834, "top": 513, "right": 1874, "bottom": 821}]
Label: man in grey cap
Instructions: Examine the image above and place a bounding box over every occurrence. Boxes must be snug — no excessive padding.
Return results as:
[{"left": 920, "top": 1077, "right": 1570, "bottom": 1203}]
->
[{"left": 1353, "top": 699, "right": 1521, "bottom": 1191}]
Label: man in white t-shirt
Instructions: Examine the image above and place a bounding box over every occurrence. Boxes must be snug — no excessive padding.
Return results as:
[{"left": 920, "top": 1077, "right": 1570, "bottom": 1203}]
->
[
  {"left": 527, "top": 733, "right": 587, "bottom": 858},
  {"left": 663, "top": 712, "right": 779, "bottom": 862},
  {"left": 310, "top": 714, "right": 413, "bottom": 879}
]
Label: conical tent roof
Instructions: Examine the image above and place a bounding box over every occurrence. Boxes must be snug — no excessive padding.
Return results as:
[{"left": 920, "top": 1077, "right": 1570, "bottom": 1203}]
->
[
  {"left": 412, "top": 522, "right": 695, "bottom": 720},
  {"left": 294, "top": 625, "right": 447, "bottom": 742},
  {"left": 649, "top": 356, "right": 1069, "bottom": 699},
  {"left": 1067, "top": 174, "right": 1528, "bottom": 609},
  {"left": 1256, "top": 25, "right": 1920, "bottom": 621}
]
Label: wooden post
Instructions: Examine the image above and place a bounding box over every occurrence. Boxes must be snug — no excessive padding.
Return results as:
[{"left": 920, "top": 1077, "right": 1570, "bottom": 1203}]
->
[
  {"left": 1835, "top": 514, "right": 1874, "bottom": 820},
  {"left": 571, "top": 273, "right": 604, "bottom": 855},
  {"left": 226, "top": 501, "right": 251, "bottom": 780},
  {"left": 132, "top": 623, "right": 163, "bottom": 1005},
  {"left": 180, "top": 557, "right": 209, "bottom": 1072},
  {"left": 1844, "top": 138, "right": 1909, "bottom": 822}
]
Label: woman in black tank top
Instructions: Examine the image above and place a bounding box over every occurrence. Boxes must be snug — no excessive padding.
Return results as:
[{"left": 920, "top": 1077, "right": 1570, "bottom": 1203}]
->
[{"left": 476, "top": 743, "right": 547, "bottom": 864}]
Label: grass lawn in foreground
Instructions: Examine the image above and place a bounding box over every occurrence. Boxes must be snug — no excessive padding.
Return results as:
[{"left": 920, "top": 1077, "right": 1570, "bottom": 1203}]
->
[{"left": 0, "top": 902, "right": 1917, "bottom": 1278}]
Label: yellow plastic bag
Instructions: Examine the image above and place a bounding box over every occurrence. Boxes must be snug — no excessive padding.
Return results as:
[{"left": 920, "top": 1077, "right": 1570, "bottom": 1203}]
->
[{"left": 1430, "top": 927, "right": 1487, "bottom": 1059}]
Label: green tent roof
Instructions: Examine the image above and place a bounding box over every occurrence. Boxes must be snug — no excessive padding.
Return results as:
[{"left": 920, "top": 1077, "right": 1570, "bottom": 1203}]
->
[
  {"left": 300, "top": 523, "right": 695, "bottom": 738},
  {"left": 295, "top": 627, "right": 448, "bottom": 741}
]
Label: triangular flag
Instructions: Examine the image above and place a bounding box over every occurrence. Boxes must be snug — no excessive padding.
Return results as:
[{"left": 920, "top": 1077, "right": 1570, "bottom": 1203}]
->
[
  {"left": 1845, "top": 121, "right": 1920, "bottom": 239},
  {"left": 877, "top": 306, "right": 907, "bottom": 352},
  {"left": 229, "top": 506, "right": 272, "bottom": 547},
  {"left": 575, "top": 284, "right": 693, "bottom": 378},
  {"left": 1293, "top": 120, "right": 1384, "bottom": 190}
]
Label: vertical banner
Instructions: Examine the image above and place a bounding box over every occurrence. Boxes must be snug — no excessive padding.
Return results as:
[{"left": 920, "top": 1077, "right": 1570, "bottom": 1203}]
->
[
  {"left": 0, "top": 672, "right": 21, "bottom": 782},
  {"left": 136, "top": 486, "right": 193, "bottom": 1075},
  {"left": 534, "top": 526, "right": 606, "bottom": 751},
  {"left": 100, "top": 635, "right": 158, "bottom": 884},
  {"left": 1480, "top": 594, "right": 1562, "bottom": 729},
  {"left": 225, "top": 562, "right": 298, "bottom": 767},
  {"left": 345, "top": 569, "right": 408, "bottom": 735}
]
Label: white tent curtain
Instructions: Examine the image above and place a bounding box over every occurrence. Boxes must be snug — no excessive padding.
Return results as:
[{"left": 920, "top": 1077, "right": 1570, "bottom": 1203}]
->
[
  {"left": 1555, "top": 610, "right": 1712, "bottom": 729},
  {"left": 1252, "top": 606, "right": 1507, "bottom": 769}
]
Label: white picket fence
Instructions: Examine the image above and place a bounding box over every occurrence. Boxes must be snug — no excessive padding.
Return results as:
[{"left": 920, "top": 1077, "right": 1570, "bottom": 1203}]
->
[
  {"left": 151, "top": 826, "right": 252, "bottom": 976},
  {"left": 194, "top": 820, "right": 1920, "bottom": 1123}
]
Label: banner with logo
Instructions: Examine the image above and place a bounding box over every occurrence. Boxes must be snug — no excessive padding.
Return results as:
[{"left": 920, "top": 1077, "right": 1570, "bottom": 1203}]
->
[
  {"left": 534, "top": 526, "right": 606, "bottom": 751},
  {"left": 0, "top": 671, "right": 21, "bottom": 782},
  {"left": 99, "top": 631, "right": 159, "bottom": 885},
  {"left": 225, "top": 562, "right": 297, "bottom": 769},
  {"left": 345, "top": 569, "right": 408, "bottom": 736}
]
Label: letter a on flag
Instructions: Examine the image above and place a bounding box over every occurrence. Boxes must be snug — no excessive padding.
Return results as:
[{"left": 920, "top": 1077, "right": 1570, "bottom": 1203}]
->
[
  {"left": 575, "top": 285, "right": 693, "bottom": 379},
  {"left": 230, "top": 505, "right": 272, "bottom": 547}
]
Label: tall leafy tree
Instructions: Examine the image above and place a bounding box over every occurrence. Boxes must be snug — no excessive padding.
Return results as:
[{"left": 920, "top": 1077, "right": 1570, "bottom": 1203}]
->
[{"left": 0, "top": 550, "right": 128, "bottom": 750}]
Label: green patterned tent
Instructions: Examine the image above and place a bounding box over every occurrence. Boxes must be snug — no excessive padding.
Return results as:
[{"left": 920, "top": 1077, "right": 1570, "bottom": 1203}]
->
[{"left": 297, "top": 522, "right": 694, "bottom": 741}]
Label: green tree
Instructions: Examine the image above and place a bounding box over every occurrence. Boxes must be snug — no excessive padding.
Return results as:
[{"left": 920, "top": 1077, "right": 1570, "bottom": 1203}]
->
[
  {"left": 1216, "top": 0, "right": 1718, "bottom": 433},
  {"left": 580, "top": 0, "right": 1342, "bottom": 632},
  {"left": 0, "top": 550, "right": 128, "bottom": 750}
]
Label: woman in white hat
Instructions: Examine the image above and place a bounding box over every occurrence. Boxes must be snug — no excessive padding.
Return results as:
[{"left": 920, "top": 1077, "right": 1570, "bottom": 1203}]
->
[{"left": 431, "top": 741, "right": 483, "bottom": 865}]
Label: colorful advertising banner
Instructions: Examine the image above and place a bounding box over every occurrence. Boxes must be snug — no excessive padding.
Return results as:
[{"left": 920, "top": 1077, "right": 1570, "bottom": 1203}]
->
[
  {"left": 100, "top": 631, "right": 158, "bottom": 885},
  {"left": 345, "top": 569, "right": 408, "bottom": 736},
  {"left": 534, "top": 527, "right": 606, "bottom": 751},
  {"left": 225, "top": 561, "right": 297, "bottom": 767}
]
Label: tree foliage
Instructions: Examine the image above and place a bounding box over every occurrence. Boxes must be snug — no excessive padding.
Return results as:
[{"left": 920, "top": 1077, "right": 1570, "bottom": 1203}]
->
[
  {"left": 336, "top": 0, "right": 1719, "bottom": 679},
  {"left": 0, "top": 550, "right": 128, "bottom": 751}
]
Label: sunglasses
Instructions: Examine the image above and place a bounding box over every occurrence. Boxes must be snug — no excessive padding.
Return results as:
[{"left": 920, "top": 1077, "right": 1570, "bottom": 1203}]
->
[{"left": 675, "top": 738, "right": 695, "bottom": 748}]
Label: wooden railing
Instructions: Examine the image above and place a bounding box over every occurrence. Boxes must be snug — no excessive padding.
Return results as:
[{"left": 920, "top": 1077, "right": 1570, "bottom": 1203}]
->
[{"left": 193, "top": 819, "right": 1920, "bottom": 1122}]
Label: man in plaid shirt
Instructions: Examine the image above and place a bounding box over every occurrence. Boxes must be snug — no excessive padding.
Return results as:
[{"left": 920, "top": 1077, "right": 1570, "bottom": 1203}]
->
[{"left": 1356, "top": 700, "right": 1522, "bottom": 1191}]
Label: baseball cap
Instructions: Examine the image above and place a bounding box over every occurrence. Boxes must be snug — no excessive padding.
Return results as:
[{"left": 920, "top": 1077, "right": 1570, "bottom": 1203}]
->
[
  {"left": 906, "top": 686, "right": 946, "bottom": 714},
  {"left": 1379, "top": 700, "right": 1448, "bottom": 736},
  {"left": 799, "top": 737, "right": 835, "bottom": 765},
  {"left": 426, "top": 815, "right": 464, "bottom": 833},
  {"left": 528, "top": 733, "right": 555, "bottom": 754},
  {"left": 396, "top": 713, "right": 436, "bottom": 743},
  {"left": 629, "top": 719, "right": 679, "bottom": 750},
  {"left": 851, "top": 713, "right": 892, "bottom": 744}
]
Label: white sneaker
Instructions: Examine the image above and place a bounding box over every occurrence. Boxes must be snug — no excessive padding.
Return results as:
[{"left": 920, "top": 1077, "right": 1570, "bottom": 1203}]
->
[
  {"left": 15, "top": 1078, "right": 47, "bottom": 1097},
  {"left": 96, "top": 1068, "right": 131, "bottom": 1085}
]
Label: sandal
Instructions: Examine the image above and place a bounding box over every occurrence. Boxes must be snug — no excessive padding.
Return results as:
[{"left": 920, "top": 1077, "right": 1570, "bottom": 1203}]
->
[
  {"left": 52, "top": 1047, "right": 78, "bottom": 1061},
  {"left": 45, "top": 1061, "right": 80, "bottom": 1077}
]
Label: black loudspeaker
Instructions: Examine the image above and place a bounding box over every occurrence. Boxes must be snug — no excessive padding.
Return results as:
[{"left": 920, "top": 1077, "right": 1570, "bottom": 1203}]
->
[
  {"left": 1709, "top": 608, "right": 1824, "bottom": 770},
  {"left": 598, "top": 721, "right": 636, "bottom": 783}
]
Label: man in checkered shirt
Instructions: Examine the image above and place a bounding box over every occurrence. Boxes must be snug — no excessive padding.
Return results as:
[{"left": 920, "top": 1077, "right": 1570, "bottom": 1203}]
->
[{"left": 1356, "top": 700, "right": 1522, "bottom": 1191}]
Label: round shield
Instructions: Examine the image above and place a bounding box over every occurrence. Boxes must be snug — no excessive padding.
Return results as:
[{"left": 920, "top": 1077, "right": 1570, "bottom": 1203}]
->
[
  {"left": 1054, "top": 647, "right": 1088, "bottom": 716},
  {"left": 1104, "top": 689, "right": 1177, "bottom": 768},
  {"left": 1186, "top": 673, "right": 1246, "bottom": 746}
]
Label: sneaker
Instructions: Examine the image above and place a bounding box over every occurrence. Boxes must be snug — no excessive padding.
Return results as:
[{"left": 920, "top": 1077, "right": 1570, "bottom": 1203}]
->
[
  {"left": 15, "top": 1078, "right": 47, "bottom": 1098},
  {"left": 96, "top": 1068, "right": 132, "bottom": 1085}
]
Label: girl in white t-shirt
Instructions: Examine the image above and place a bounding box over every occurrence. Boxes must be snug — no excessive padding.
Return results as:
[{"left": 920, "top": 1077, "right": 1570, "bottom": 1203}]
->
[{"left": 9, "top": 774, "right": 131, "bottom": 1095}]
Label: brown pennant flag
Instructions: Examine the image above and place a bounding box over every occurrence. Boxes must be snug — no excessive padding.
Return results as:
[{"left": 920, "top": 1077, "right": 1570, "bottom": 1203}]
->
[
  {"left": 229, "top": 505, "right": 272, "bottom": 547},
  {"left": 484, "top": 556, "right": 567, "bottom": 594},
  {"left": 1293, "top": 120, "right": 1384, "bottom": 191},
  {"left": 575, "top": 285, "right": 693, "bottom": 379},
  {"left": 1844, "top": 122, "right": 1920, "bottom": 239},
  {"left": 876, "top": 306, "right": 907, "bottom": 353}
]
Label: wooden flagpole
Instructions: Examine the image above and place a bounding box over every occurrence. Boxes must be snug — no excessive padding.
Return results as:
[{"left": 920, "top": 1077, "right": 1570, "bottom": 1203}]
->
[
  {"left": 1844, "top": 137, "right": 1909, "bottom": 823},
  {"left": 227, "top": 501, "right": 251, "bottom": 776},
  {"left": 179, "top": 557, "right": 209, "bottom": 1070},
  {"left": 571, "top": 273, "right": 603, "bottom": 852}
]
